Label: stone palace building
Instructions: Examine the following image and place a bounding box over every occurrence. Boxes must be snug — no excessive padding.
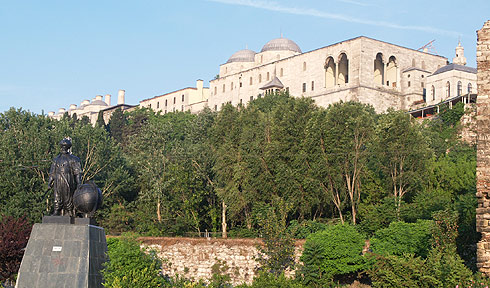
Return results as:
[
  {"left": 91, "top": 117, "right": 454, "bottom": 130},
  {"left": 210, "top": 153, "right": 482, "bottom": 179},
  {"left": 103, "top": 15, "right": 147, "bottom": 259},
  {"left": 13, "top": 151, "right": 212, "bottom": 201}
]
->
[{"left": 49, "top": 36, "right": 477, "bottom": 123}]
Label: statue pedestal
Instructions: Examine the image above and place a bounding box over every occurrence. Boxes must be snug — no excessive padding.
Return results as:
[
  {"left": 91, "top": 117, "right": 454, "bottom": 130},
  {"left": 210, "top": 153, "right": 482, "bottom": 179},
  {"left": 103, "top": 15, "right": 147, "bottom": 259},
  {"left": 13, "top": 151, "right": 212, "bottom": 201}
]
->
[{"left": 16, "top": 220, "right": 107, "bottom": 288}]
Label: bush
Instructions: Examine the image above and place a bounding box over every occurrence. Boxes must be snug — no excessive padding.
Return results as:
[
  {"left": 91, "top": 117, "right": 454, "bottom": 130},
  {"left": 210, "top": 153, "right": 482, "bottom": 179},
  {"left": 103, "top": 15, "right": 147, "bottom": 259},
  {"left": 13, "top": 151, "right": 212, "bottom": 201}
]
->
[
  {"left": 299, "top": 224, "right": 366, "bottom": 286},
  {"left": 367, "top": 254, "right": 437, "bottom": 288},
  {"left": 0, "top": 215, "right": 31, "bottom": 283},
  {"left": 102, "top": 235, "right": 164, "bottom": 287},
  {"left": 286, "top": 220, "right": 328, "bottom": 239},
  {"left": 370, "top": 220, "right": 432, "bottom": 258},
  {"left": 236, "top": 272, "right": 304, "bottom": 288}
]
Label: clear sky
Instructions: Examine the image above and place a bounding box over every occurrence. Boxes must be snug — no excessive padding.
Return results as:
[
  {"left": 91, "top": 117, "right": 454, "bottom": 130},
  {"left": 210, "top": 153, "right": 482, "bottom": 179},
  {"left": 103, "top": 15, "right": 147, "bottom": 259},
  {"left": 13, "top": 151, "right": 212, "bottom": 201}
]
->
[{"left": 1, "top": 0, "right": 489, "bottom": 114}]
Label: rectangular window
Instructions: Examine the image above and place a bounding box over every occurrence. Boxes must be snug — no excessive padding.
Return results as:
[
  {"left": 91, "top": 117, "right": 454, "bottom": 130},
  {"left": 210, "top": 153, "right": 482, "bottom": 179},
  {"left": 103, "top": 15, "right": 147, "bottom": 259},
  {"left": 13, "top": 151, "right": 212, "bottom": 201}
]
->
[
  {"left": 250, "top": 96, "right": 253, "bottom": 101},
  {"left": 157, "top": 102, "right": 160, "bottom": 109},
  {"left": 302, "top": 83, "right": 306, "bottom": 93},
  {"left": 286, "top": 87, "right": 289, "bottom": 93},
  {"left": 231, "top": 82, "right": 233, "bottom": 90},
  {"left": 214, "top": 105, "right": 217, "bottom": 111},
  {"left": 181, "top": 105, "right": 184, "bottom": 111},
  {"left": 164, "top": 109, "right": 167, "bottom": 114},
  {"left": 240, "top": 99, "right": 243, "bottom": 105},
  {"left": 182, "top": 94, "right": 184, "bottom": 102},
  {"left": 240, "top": 82, "right": 242, "bottom": 87},
  {"left": 222, "top": 84, "right": 225, "bottom": 92},
  {"left": 250, "top": 77, "right": 253, "bottom": 85},
  {"left": 173, "top": 97, "right": 176, "bottom": 104},
  {"left": 214, "top": 87, "right": 217, "bottom": 95},
  {"left": 311, "top": 81, "right": 314, "bottom": 91},
  {"left": 165, "top": 99, "right": 167, "bottom": 106}
]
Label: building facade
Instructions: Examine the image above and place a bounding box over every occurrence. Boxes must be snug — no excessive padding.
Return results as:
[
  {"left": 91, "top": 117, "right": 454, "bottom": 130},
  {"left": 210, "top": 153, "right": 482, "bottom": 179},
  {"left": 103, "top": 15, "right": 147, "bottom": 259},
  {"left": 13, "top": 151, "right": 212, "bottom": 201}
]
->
[{"left": 208, "top": 36, "right": 476, "bottom": 113}]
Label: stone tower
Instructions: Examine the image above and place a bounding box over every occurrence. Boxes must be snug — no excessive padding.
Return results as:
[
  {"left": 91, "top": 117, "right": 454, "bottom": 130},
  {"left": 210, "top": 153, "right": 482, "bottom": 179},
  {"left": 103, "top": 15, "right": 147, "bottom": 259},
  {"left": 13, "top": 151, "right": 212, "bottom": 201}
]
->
[
  {"left": 476, "top": 20, "right": 490, "bottom": 275},
  {"left": 453, "top": 41, "right": 467, "bottom": 66}
]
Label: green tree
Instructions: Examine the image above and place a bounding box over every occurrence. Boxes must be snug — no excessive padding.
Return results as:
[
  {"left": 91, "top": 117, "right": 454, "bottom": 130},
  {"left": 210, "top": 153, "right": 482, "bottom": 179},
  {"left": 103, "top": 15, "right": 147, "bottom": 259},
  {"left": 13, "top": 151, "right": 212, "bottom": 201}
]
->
[{"left": 373, "top": 110, "right": 431, "bottom": 218}]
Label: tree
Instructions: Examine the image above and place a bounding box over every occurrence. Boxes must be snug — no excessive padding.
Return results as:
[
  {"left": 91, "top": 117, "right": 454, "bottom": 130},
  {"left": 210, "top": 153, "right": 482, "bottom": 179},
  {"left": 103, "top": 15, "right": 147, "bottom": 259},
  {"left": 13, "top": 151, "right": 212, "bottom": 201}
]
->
[
  {"left": 373, "top": 110, "right": 431, "bottom": 218},
  {"left": 96, "top": 110, "right": 106, "bottom": 130},
  {"left": 108, "top": 108, "right": 127, "bottom": 145}
]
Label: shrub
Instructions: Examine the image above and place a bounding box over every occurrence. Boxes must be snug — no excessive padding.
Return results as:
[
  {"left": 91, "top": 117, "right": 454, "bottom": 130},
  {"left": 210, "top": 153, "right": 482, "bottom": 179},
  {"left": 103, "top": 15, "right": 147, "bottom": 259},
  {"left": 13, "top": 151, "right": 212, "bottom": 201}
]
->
[
  {"left": 367, "top": 254, "right": 437, "bottom": 288},
  {"left": 287, "top": 220, "right": 328, "bottom": 239},
  {"left": 0, "top": 215, "right": 31, "bottom": 283},
  {"left": 299, "top": 224, "right": 366, "bottom": 286},
  {"left": 236, "top": 272, "right": 304, "bottom": 288},
  {"left": 102, "top": 235, "right": 164, "bottom": 287},
  {"left": 370, "top": 220, "right": 432, "bottom": 258}
]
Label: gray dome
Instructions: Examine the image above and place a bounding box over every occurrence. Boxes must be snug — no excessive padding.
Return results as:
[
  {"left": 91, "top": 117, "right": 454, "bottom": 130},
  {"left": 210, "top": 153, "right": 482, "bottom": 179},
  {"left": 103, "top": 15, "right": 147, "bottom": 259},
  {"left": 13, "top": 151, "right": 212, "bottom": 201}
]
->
[
  {"left": 261, "top": 38, "right": 301, "bottom": 53},
  {"left": 89, "top": 100, "right": 108, "bottom": 106},
  {"left": 226, "top": 49, "right": 256, "bottom": 63}
]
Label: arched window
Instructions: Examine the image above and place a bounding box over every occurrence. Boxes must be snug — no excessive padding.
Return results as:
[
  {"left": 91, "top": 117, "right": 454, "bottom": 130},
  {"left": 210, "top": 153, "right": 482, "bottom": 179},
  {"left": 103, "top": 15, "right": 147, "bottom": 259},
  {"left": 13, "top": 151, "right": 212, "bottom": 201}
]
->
[
  {"left": 468, "top": 83, "right": 472, "bottom": 94},
  {"left": 338, "top": 53, "right": 349, "bottom": 85},
  {"left": 386, "top": 56, "right": 397, "bottom": 87},
  {"left": 374, "top": 53, "right": 384, "bottom": 85},
  {"left": 325, "top": 56, "right": 336, "bottom": 88},
  {"left": 457, "top": 81, "right": 462, "bottom": 96},
  {"left": 446, "top": 81, "right": 450, "bottom": 98},
  {"left": 432, "top": 85, "right": 435, "bottom": 101}
]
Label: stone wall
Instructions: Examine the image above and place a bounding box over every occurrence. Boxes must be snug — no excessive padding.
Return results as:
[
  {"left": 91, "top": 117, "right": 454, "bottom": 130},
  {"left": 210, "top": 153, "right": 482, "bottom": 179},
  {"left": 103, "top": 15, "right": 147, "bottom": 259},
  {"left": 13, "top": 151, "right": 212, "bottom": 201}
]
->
[
  {"left": 140, "top": 237, "right": 304, "bottom": 285},
  {"left": 476, "top": 20, "right": 490, "bottom": 275}
]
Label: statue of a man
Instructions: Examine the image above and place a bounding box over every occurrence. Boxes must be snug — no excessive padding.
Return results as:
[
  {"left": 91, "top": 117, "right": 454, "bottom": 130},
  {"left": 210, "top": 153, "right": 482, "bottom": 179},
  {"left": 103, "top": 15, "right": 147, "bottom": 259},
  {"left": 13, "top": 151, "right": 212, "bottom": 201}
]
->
[{"left": 48, "top": 138, "right": 83, "bottom": 216}]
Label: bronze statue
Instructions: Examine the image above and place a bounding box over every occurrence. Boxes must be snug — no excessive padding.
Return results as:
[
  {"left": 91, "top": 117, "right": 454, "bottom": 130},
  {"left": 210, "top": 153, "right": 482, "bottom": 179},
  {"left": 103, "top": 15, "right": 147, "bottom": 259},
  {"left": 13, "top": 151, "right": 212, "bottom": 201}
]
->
[{"left": 48, "top": 138, "right": 82, "bottom": 216}]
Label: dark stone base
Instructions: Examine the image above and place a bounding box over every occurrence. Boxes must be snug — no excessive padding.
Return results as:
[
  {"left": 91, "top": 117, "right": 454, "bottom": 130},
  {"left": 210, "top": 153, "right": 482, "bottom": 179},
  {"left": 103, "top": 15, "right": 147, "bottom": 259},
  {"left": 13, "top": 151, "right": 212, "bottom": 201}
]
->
[
  {"left": 16, "top": 223, "right": 107, "bottom": 288},
  {"left": 42, "top": 215, "right": 74, "bottom": 224},
  {"left": 74, "top": 217, "right": 97, "bottom": 226}
]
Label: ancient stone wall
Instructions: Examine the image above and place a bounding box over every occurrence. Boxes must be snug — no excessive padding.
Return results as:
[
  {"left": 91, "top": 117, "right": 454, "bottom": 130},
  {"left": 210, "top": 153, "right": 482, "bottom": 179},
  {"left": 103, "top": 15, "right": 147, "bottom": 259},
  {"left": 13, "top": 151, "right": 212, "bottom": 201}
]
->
[
  {"left": 140, "top": 237, "right": 304, "bottom": 285},
  {"left": 476, "top": 20, "right": 490, "bottom": 275}
]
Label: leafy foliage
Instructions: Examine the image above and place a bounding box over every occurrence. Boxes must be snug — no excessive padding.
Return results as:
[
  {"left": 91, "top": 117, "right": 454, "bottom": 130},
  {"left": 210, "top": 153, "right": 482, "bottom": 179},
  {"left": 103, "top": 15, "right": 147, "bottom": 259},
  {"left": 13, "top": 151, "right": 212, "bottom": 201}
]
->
[
  {"left": 102, "top": 235, "right": 164, "bottom": 287},
  {"left": 299, "top": 224, "right": 366, "bottom": 285},
  {"left": 370, "top": 220, "right": 433, "bottom": 258},
  {"left": 0, "top": 215, "right": 31, "bottom": 282}
]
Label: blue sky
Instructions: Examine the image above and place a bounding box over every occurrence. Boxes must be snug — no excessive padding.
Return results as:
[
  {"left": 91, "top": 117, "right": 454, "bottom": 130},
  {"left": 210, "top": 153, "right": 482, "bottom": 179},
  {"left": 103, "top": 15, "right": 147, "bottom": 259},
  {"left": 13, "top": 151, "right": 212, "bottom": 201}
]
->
[{"left": 1, "top": 0, "right": 489, "bottom": 114}]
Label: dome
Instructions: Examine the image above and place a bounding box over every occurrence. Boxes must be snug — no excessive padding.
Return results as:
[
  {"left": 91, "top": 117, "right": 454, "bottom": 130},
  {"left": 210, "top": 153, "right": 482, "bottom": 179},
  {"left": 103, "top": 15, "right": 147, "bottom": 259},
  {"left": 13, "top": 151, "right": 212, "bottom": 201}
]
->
[
  {"left": 226, "top": 49, "right": 256, "bottom": 63},
  {"left": 261, "top": 38, "right": 302, "bottom": 53},
  {"left": 89, "top": 100, "right": 108, "bottom": 106}
]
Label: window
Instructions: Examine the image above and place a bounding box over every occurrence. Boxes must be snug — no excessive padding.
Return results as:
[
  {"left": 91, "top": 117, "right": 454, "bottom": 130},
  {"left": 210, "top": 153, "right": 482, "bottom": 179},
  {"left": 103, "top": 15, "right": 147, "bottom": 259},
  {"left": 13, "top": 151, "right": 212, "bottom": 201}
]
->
[
  {"left": 250, "top": 77, "right": 253, "bottom": 85},
  {"left": 432, "top": 86, "right": 435, "bottom": 101},
  {"left": 338, "top": 53, "right": 349, "bottom": 85},
  {"left": 222, "top": 84, "right": 225, "bottom": 92},
  {"left": 374, "top": 53, "right": 384, "bottom": 85},
  {"left": 303, "top": 62, "right": 307, "bottom": 71},
  {"left": 165, "top": 99, "right": 168, "bottom": 106},
  {"left": 240, "top": 82, "right": 242, "bottom": 87},
  {"left": 260, "top": 55, "right": 263, "bottom": 63},
  {"left": 302, "top": 83, "right": 306, "bottom": 93},
  {"left": 408, "top": 81, "right": 410, "bottom": 87},
  {"left": 157, "top": 102, "right": 159, "bottom": 109},
  {"left": 422, "top": 61, "right": 426, "bottom": 70},
  {"left": 214, "top": 87, "right": 217, "bottom": 95},
  {"left": 266, "top": 72, "right": 270, "bottom": 81},
  {"left": 457, "top": 81, "right": 462, "bottom": 96},
  {"left": 182, "top": 94, "right": 184, "bottom": 102},
  {"left": 468, "top": 83, "right": 473, "bottom": 93},
  {"left": 286, "top": 87, "right": 289, "bottom": 93},
  {"left": 181, "top": 105, "right": 184, "bottom": 111},
  {"left": 421, "top": 82, "right": 424, "bottom": 88},
  {"left": 231, "top": 82, "right": 233, "bottom": 90},
  {"left": 250, "top": 96, "right": 253, "bottom": 101},
  {"left": 412, "top": 59, "right": 416, "bottom": 67},
  {"left": 149, "top": 104, "right": 151, "bottom": 108},
  {"left": 173, "top": 107, "right": 175, "bottom": 112},
  {"left": 174, "top": 97, "right": 176, "bottom": 104},
  {"left": 311, "top": 81, "right": 315, "bottom": 91},
  {"left": 259, "top": 74, "right": 262, "bottom": 83},
  {"left": 165, "top": 109, "right": 167, "bottom": 114},
  {"left": 240, "top": 99, "right": 243, "bottom": 105},
  {"left": 446, "top": 81, "right": 451, "bottom": 98},
  {"left": 280, "top": 68, "right": 284, "bottom": 77},
  {"left": 214, "top": 105, "right": 217, "bottom": 111}
]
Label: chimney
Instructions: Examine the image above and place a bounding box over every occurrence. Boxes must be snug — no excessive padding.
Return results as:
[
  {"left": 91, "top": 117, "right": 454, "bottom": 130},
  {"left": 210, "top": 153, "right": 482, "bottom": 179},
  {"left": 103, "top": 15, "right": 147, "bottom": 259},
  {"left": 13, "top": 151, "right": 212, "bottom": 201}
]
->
[
  {"left": 69, "top": 104, "right": 77, "bottom": 110},
  {"left": 48, "top": 111, "right": 55, "bottom": 117},
  {"left": 58, "top": 108, "right": 66, "bottom": 114},
  {"left": 117, "top": 90, "right": 125, "bottom": 105},
  {"left": 81, "top": 100, "right": 90, "bottom": 106},
  {"left": 105, "top": 94, "right": 111, "bottom": 106},
  {"left": 197, "top": 79, "right": 204, "bottom": 99},
  {"left": 95, "top": 95, "right": 103, "bottom": 101}
]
